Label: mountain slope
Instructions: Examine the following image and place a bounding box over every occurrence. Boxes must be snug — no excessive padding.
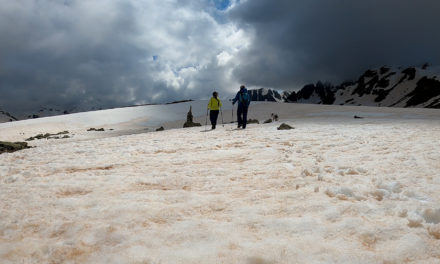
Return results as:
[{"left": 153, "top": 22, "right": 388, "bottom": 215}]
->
[
  {"left": 248, "top": 88, "right": 290, "bottom": 102},
  {"left": 286, "top": 66, "right": 440, "bottom": 108},
  {"left": 0, "top": 110, "right": 18, "bottom": 122}
]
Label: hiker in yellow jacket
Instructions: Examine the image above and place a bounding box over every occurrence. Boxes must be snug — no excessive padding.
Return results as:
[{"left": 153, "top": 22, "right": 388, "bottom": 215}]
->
[{"left": 208, "top": 91, "right": 222, "bottom": 129}]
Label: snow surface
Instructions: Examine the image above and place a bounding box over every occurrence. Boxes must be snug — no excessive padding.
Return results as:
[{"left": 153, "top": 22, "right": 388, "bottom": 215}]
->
[{"left": 1, "top": 102, "right": 440, "bottom": 263}]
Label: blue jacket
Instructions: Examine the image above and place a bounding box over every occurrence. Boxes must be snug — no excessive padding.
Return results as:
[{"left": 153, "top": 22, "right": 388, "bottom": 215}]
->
[{"left": 232, "top": 87, "right": 251, "bottom": 107}]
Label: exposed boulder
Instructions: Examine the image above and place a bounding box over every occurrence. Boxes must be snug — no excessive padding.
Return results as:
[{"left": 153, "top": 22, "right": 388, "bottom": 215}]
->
[
  {"left": 156, "top": 126, "right": 165, "bottom": 131},
  {"left": 247, "top": 119, "right": 259, "bottom": 124},
  {"left": 87, "top": 128, "right": 105, "bottom": 131},
  {"left": 0, "top": 141, "right": 31, "bottom": 154},
  {"left": 277, "top": 123, "right": 294, "bottom": 130},
  {"left": 26, "top": 131, "right": 70, "bottom": 141}
]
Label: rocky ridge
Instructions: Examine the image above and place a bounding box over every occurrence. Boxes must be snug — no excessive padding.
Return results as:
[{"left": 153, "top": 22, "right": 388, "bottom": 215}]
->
[{"left": 248, "top": 65, "right": 440, "bottom": 109}]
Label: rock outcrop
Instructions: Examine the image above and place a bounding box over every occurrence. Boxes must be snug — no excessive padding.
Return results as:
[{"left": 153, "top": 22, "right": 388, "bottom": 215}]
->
[{"left": 0, "top": 141, "right": 31, "bottom": 154}]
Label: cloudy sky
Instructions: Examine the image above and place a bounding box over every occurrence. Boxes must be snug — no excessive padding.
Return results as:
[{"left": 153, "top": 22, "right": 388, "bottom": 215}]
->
[{"left": 1, "top": 0, "right": 439, "bottom": 114}]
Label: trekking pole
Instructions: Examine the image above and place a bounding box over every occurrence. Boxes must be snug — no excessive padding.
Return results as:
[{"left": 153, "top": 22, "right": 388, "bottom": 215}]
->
[
  {"left": 205, "top": 108, "right": 209, "bottom": 131},
  {"left": 220, "top": 108, "right": 224, "bottom": 127},
  {"left": 231, "top": 103, "right": 234, "bottom": 123}
]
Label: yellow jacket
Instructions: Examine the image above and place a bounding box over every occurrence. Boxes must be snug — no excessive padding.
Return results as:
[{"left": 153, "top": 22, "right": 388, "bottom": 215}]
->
[{"left": 208, "top": 97, "right": 222, "bottom": 110}]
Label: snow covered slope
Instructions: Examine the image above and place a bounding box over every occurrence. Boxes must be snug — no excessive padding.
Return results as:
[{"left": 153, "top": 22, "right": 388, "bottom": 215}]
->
[
  {"left": 0, "top": 100, "right": 234, "bottom": 141},
  {"left": 1, "top": 102, "right": 440, "bottom": 263},
  {"left": 287, "top": 66, "right": 440, "bottom": 108},
  {"left": 334, "top": 66, "right": 440, "bottom": 108},
  {"left": 0, "top": 110, "right": 18, "bottom": 123}
]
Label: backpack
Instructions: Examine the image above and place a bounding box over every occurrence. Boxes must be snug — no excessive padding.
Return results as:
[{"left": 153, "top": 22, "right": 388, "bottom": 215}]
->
[{"left": 239, "top": 92, "right": 250, "bottom": 105}]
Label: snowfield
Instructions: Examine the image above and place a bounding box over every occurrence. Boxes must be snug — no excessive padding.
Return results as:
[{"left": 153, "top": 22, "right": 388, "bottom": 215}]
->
[{"left": 1, "top": 102, "right": 440, "bottom": 263}]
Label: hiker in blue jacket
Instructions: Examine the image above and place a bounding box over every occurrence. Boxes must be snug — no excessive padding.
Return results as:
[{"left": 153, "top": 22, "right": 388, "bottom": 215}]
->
[{"left": 232, "top": 85, "right": 251, "bottom": 129}]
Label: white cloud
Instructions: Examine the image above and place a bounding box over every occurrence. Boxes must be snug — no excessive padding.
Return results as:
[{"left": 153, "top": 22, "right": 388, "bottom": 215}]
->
[{"left": 0, "top": 0, "right": 253, "bottom": 113}]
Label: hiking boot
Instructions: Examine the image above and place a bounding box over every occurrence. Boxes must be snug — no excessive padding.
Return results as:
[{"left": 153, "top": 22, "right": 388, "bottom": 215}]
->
[{"left": 237, "top": 124, "right": 242, "bottom": 128}]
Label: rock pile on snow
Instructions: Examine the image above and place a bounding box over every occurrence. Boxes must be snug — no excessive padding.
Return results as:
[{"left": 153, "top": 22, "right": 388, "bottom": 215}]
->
[
  {"left": 0, "top": 141, "right": 30, "bottom": 154},
  {"left": 183, "top": 106, "right": 201, "bottom": 128},
  {"left": 26, "top": 131, "right": 70, "bottom": 141},
  {"left": 277, "top": 123, "right": 294, "bottom": 130}
]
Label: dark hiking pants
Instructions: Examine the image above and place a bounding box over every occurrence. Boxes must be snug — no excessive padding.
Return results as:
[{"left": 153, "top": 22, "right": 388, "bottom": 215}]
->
[
  {"left": 210, "top": 110, "right": 219, "bottom": 128},
  {"left": 237, "top": 104, "right": 248, "bottom": 128}
]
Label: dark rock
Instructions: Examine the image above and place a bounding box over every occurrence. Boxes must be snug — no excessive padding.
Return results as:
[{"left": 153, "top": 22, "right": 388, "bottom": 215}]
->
[
  {"left": 402, "top": 67, "right": 416, "bottom": 80},
  {"left": 376, "top": 78, "right": 390, "bottom": 88},
  {"left": 0, "top": 141, "right": 31, "bottom": 154},
  {"left": 247, "top": 119, "right": 259, "bottom": 124},
  {"left": 26, "top": 131, "right": 71, "bottom": 141},
  {"left": 352, "top": 73, "right": 379, "bottom": 97},
  {"left": 156, "top": 126, "right": 165, "bottom": 131},
  {"left": 87, "top": 128, "right": 105, "bottom": 131},
  {"left": 263, "top": 119, "right": 272, "bottom": 124},
  {"left": 297, "top": 84, "right": 316, "bottom": 100},
  {"left": 291, "top": 81, "right": 336, "bottom": 104},
  {"left": 277, "top": 123, "right": 294, "bottom": 130},
  {"left": 364, "top": 69, "right": 377, "bottom": 78},
  {"left": 405, "top": 77, "right": 440, "bottom": 107},
  {"left": 354, "top": 115, "right": 364, "bottom": 119},
  {"left": 286, "top": 91, "right": 298, "bottom": 102},
  {"left": 380, "top": 67, "right": 390, "bottom": 75}
]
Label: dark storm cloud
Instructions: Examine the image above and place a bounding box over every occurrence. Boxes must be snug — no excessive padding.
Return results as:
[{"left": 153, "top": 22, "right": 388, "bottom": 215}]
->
[
  {"left": 0, "top": 1, "right": 152, "bottom": 114},
  {"left": 229, "top": 0, "right": 440, "bottom": 90},
  {"left": 0, "top": 0, "right": 242, "bottom": 115},
  {"left": 3, "top": 0, "right": 438, "bottom": 115}
]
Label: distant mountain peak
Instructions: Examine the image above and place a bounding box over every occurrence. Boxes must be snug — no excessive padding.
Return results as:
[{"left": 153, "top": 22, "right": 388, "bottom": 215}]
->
[
  {"left": 0, "top": 110, "right": 18, "bottom": 122},
  {"left": 286, "top": 65, "right": 440, "bottom": 109},
  {"left": 247, "top": 88, "right": 290, "bottom": 102}
]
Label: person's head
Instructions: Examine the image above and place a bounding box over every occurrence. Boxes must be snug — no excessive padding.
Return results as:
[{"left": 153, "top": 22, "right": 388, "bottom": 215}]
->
[
  {"left": 213, "top": 91, "right": 218, "bottom": 98},
  {"left": 240, "top": 85, "right": 245, "bottom": 90}
]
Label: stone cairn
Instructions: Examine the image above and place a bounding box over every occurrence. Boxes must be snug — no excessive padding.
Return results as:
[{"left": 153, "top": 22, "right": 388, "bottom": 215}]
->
[{"left": 183, "top": 106, "right": 201, "bottom": 128}]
